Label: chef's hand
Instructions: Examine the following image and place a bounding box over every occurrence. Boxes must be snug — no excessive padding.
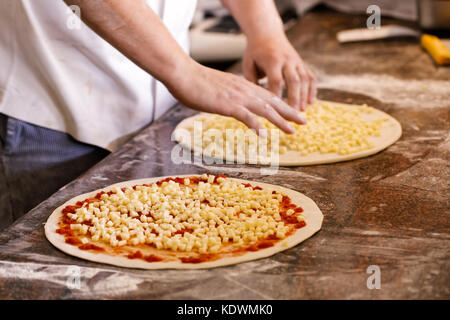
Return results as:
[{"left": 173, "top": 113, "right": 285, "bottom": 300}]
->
[
  {"left": 220, "top": 0, "right": 317, "bottom": 111},
  {"left": 243, "top": 36, "right": 317, "bottom": 111},
  {"left": 166, "top": 60, "right": 307, "bottom": 136}
]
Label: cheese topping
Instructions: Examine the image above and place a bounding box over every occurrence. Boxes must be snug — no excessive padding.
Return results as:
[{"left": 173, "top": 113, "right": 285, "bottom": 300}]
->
[
  {"left": 63, "top": 175, "right": 305, "bottom": 254},
  {"left": 192, "top": 102, "right": 388, "bottom": 157}
]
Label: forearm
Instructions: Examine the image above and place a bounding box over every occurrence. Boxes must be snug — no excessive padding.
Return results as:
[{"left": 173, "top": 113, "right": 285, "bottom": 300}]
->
[
  {"left": 220, "top": 0, "right": 285, "bottom": 43},
  {"left": 63, "top": 0, "right": 307, "bottom": 133},
  {"left": 64, "top": 0, "right": 192, "bottom": 85}
]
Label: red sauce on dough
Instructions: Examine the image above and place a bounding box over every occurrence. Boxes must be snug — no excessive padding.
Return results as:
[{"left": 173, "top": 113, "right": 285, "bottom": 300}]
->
[
  {"left": 242, "top": 183, "right": 263, "bottom": 191},
  {"left": 213, "top": 175, "right": 227, "bottom": 183},
  {"left": 85, "top": 198, "right": 99, "bottom": 205},
  {"left": 127, "top": 251, "right": 163, "bottom": 262},
  {"left": 247, "top": 241, "right": 275, "bottom": 251},
  {"left": 56, "top": 227, "right": 73, "bottom": 236},
  {"left": 62, "top": 205, "right": 81, "bottom": 214},
  {"left": 65, "top": 237, "right": 82, "bottom": 245},
  {"left": 172, "top": 228, "right": 194, "bottom": 237},
  {"left": 280, "top": 214, "right": 298, "bottom": 224},
  {"left": 78, "top": 243, "right": 105, "bottom": 251},
  {"left": 127, "top": 250, "right": 144, "bottom": 259},
  {"left": 155, "top": 176, "right": 205, "bottom": 186},
  {"left": 295, "top": 221, "right": 306, "bottom": 229},
  {"left": 180, "top": 254, "right": 216, "bottom": 264},
  {"left": 58, "top": 175, "right": 305, "bottom": 265},
  {"left": 144, "top": 254, "right": 163, "bottom": 262},
  {"left": 95, "top": 192, "right": 105, "bottom": 199},
  {"left": 279, "top": 195, "right": 306, "bottom": 228}
]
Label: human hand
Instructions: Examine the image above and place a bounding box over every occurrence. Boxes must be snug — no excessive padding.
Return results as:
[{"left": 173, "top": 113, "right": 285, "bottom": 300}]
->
[
  {"left": 166, "top": 60, "right": 307, "bottom": 136},
  {"left": 243, "top": 35, "right": 317, "bottom": 111}
]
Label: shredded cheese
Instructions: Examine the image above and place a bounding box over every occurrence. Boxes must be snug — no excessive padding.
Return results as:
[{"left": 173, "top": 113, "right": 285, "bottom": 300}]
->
[
  {"left": 66, "top": 175, "right": 304, "bottom": 254},
  {"left": 193, "top": 102, "right": 388, "bottom": 157}
]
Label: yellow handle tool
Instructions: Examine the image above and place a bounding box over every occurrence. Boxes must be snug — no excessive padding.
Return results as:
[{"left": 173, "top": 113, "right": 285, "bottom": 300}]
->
[{"left": 421, "top": 34, "right": 450, "bottom": 66}]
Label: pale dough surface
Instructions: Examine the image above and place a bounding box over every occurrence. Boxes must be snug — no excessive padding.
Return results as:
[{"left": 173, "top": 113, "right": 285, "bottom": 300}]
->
[
  {"left": 173, "top": 100, "right": 402, "bottom": 166},
  {"left": 45, "top": 175, "right": 323, "bottom": 270}
]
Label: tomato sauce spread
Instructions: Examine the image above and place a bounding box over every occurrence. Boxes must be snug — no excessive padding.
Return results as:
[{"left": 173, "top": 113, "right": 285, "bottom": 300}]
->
[
  {"left": 180, "top": 254, "right": 216, "bottom": 264},
  {"left": 247, "top": 241, "right": 275, "bottom": 251},
  {"left": 65, "top": 237, "right": 82, "bottom": 245},
  {"left": 279, "top": 196, "right": 305, "bottom": 228},
  {"left": 56, "top": 227, "right": 73, "bottom": 236},
  {"left": 172, "top": 228, "right": 194, "bottom": 237},
  {"left": 79, "top": 243, "right": 104, "bottom": 251},
  {"left": 144, "top": 254, "right": 164, "bottom": 262},
  {"left": 57, "top": 175, "right": 306, "bottom": 264},
  {"left": 127, "top": 250, "right": 144, "bottom": 259}
]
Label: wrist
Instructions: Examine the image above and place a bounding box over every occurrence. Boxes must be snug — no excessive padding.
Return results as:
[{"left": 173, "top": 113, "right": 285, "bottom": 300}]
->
[
  {"left": 245, "top": 24, "right": 287, "bottom": 46},
  {"left": 158, "top": 54, "right": 198, "bottom": 89},
  {"left": 161, "top": 55, "right": 201, "bottom": 93}
]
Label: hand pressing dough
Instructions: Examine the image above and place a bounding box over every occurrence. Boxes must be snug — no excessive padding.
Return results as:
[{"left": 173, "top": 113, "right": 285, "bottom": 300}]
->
[{"left": 173, "top": 100, "right": 402, "bottom": 166}]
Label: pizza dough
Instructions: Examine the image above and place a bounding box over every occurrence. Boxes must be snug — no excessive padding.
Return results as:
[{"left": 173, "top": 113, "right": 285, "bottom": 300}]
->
[
  {"left": 45, "top": 175, "right": 323, "bottom": 269},
  {"left": 173, "top": 100, "right": 402, "bottom": 166}
]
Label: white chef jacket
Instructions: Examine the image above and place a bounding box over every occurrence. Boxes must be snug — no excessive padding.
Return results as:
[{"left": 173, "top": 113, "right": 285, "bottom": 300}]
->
[{"left": 0, "top": 0, "right": 197, "bottom": 151}]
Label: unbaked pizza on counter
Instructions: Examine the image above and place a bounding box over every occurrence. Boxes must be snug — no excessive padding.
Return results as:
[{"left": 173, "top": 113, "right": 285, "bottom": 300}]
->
[
  {"left": 45, "top": 174, "right": 323, "bottom": 269},
  {"left": 174, "top": 100, "right": 402, "bottom": 166}
]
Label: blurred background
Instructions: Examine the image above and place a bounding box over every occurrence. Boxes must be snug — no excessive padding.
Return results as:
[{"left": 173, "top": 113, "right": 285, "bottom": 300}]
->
[{"left": 190, "top": 0, "right": 449, "bottom": 69}]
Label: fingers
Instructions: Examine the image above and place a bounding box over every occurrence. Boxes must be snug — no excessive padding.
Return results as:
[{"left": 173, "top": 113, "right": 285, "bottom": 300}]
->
[
  {"left": 266, "top": 66, "right": 284, "bottom": 98},
  {"left": 231, "top": 106, "right": 267, "bottom": 138},
  {"left": 283, "top": 65, "right": 301, "bottom": 111},
  {"left": 282, "top": 64, "right": 316, "bottom": 111},
  {"left": 213, "top": 71, "right": 310, "bottom": 136},
  {"left": 243, "top": 59, "right": 259, "bottom": 84},
  {"left": 240, "top": 80, "right": 307, "bottom": 134},
  {"left": 245, "top": 99, "right": 295, "bottom": 134},
  {"left": 298, "top": 67, "right": 309, "bottom": 111},
  {"left": 307, "top": 70, "right": 317, "bottom": 104},
  {"left": 266, "top": 94, "right": 307, "bottom": 125}
]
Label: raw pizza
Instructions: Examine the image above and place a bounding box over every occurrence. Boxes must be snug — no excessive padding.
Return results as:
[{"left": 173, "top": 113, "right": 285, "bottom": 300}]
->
[
  {"left": 173, "top": 100, "right": 402, "bottom": 166},
  {"left": 45, "top": 174, "right": 323, "bottom": 269}
]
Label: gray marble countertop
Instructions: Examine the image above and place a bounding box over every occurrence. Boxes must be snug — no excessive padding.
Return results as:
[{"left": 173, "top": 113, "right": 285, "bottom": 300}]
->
[{"left": 0, "top": 9, "right": 449, "bottom": 299}]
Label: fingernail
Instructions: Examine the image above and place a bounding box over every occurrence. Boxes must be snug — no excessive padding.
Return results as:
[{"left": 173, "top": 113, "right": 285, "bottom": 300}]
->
[
  {"left": 297, "top": 112, "right": 307, "bottom": 124},
  {"left": 286, "top": 123, "right": 296, "bottom": 133}
]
